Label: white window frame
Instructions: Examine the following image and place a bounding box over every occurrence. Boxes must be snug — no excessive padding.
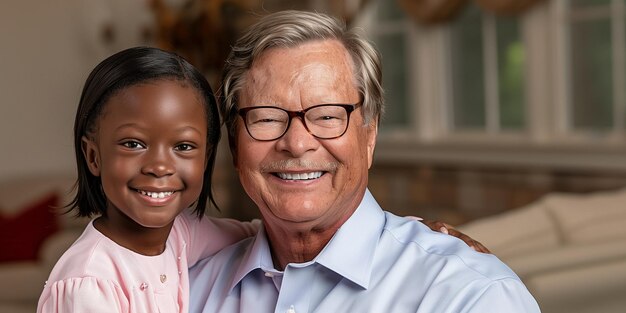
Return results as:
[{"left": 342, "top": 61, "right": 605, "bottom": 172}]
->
[{"left": 356, "top": 0, "right": 626, "bottom": 172}]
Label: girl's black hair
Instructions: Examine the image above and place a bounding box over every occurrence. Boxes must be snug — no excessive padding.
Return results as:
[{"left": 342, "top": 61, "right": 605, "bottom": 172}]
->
[{"left": 70, "top": 46, "right": 220, "bottom": 218}]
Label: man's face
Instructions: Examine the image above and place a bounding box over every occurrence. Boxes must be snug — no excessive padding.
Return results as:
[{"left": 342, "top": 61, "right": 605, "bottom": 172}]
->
[{"left": 235, "top": 39, "right": 377, "bottom": 232}]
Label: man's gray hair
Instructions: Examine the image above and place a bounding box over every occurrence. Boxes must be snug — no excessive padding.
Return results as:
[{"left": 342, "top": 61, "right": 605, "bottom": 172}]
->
[{"left": 220, "top": 10, "right": 384, "bottom": 143}]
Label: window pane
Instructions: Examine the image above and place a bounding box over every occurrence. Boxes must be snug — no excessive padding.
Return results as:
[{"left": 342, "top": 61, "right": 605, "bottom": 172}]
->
[
  {"left": 376, "top": 33, "right": 410, "bottom": 128},
  {"left": 571, "top": 0, "right": 611, "bottom": 8},
  {"left": 378, "top": 0, "right": 405, "bottom": 21},
  {"left": 497, "top": 17, "right": 525, "bottom": 130},
  {"left": 570, "top": 18, "right": 613, "bottom": 130},
  {"left": 450, "top": 5, "right": 485, "bottom": 129}
]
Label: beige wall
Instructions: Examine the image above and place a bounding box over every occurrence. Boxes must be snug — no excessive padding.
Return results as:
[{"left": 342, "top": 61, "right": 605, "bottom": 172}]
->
[{"left": 0, "top": 0, "right": 153, "bottom": 180}]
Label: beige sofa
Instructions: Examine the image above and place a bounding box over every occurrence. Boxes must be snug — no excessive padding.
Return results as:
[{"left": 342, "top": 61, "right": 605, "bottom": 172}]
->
[
  {"left": 0, "top": 173, "right": 89, "bottom": 313},
  {"left": 458, "top": 188, "right": 626, "bottom": 313}
]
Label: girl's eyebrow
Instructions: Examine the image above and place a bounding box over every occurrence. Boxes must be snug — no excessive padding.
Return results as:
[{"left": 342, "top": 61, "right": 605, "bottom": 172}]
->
[
  {"left": 173, "top": 126, "right": 204, "bottom": 136},
  {"left": 113, "top": 123, "right": 143, "bottom": 132}
]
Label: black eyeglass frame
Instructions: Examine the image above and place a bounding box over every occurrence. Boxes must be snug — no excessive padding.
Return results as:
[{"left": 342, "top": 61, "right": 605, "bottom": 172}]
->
[{"left": 237, "top": 102, "right": 363, "bottom": 141}]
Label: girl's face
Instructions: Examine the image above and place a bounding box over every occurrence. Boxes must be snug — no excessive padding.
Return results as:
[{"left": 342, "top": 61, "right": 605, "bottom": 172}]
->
[{"left": 82, "top": 80, "right": 208, "bottom": 229}]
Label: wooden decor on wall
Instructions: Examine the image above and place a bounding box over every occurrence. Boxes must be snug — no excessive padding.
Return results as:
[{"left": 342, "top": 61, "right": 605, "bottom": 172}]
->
[
  {"left": 397, "top": 0, "right": 469, "bottom": 25},
  {"left": 149, "top": 0, "right": 372, "bottom": 78},
  {"left": 474, "top": 0, "right": 546, "bottom": 15},
  {"left": 149, "top": 0, "right": 258, "bottom": 77}
]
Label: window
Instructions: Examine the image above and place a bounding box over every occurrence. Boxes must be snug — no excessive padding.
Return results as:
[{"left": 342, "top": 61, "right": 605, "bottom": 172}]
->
[
  {"left": 359, "top": 1, "right": 527, "bottom": 136},
  {"left": 355, "top": 0, "right": 626, "bottom": 171},
  {"left": 365, "top": 0, "right": 413, "bottom": 130},
  {"left": 449, "top": 4, "right": 525, "bottom": 132},
  {"left": 560, "top": 0, "right": 626, "bottom": 133}
]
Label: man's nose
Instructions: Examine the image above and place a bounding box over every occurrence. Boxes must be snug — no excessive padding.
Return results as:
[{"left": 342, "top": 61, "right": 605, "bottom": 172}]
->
[{"left": 276, "top": 117, "right": 320, "bottom": 156}]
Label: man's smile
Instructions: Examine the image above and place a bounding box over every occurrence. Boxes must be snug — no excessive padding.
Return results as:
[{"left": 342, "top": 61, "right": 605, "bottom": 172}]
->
[{"left": 275, "top": 171, "right": 324, "bottom": 180}]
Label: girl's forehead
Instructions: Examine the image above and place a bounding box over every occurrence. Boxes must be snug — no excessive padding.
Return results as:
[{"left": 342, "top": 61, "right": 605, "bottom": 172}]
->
[{"left": 98, "top": 81, "right": 208, "bottom": 133}]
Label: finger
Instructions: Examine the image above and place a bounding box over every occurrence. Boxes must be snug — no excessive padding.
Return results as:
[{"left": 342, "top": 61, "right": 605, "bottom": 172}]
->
[
  {"left": 446, "top": 228, "right": 484, "bottom": 251},
  {"left": 406, "top": 216, "right": 423, "bottom": 221},
  {"left": 448, "top": 229, "right": 491, "bottom": 254},
  {"left": 428, "top": 221, "right": 448, "bottom": 232},
  {"left": 472, "top": 241, "right": 491, "bottom": 254}
]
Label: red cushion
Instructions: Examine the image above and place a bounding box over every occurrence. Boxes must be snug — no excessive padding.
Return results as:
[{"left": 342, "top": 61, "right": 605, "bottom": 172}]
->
[{"left": 0, "top": 194, "right": 59, "bottom": 262}]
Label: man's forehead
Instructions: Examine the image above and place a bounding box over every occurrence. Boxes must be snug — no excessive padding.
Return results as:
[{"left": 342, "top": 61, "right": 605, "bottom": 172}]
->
[
  {"left": 242, "top": 40, "right": 357, "bottom": 103},
  {"left": 251, "top": 40, "right": 353, "bottom": 73}
]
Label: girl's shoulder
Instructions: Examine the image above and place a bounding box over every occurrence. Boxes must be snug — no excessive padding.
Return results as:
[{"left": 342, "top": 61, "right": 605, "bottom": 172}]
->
[
  {"left": 39, "top": 222, "right": 130, "bottom": 311},
  {"left": 48, "top": 222, "right": 138, "bottom": 283},
  {"left": 38, "top": 276, "right": 128, "bottom": 313}
]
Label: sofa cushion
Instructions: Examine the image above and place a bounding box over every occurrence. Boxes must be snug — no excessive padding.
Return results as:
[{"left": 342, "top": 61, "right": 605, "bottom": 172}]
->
[
  {"left": 505, "top": 240, "right": 626, "bottom": 278},
  {"left": 0, "top": 193, "right": 59, "bottom": 262},
  {"left": 458, "top": 201, "right": 560, "bottom": 259},
  {"left": 544, "top": 188, "right": 626, "bottom": 244}
]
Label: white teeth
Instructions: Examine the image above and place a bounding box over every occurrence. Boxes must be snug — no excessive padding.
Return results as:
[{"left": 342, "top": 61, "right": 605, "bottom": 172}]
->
[
  {"left": 277, "top": 172, "right": 323, "bottom": 180},
  {"left": 138, "top": 190, "right": 174, "bottom": 199}
]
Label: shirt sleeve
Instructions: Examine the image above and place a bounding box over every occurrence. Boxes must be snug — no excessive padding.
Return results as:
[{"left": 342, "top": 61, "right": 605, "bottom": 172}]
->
[
  {"left": 37, "top": 277, "right": 128, "bottom": 313},
  {"left": 180, "top": 210, "right": 261, "bottom": 267},
  {"left": 461, "top": 278, "right": 541, "bottom": 313}
]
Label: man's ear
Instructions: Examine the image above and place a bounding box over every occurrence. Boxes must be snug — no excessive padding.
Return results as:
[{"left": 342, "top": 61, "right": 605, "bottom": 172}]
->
[
  {"left": 366, "top": 119, "right": 378, "bottom": 169},
  {"left": 228, "top": 129, "right": 239, "bottom": 169},
  {"left": 81, "top": 136, "right": 101, "bottom": 176}
]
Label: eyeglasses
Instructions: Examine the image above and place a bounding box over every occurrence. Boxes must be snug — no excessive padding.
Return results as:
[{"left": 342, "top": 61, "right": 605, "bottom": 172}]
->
[{"left": 237, "top": 102, "right": 362, "bottom": 141}]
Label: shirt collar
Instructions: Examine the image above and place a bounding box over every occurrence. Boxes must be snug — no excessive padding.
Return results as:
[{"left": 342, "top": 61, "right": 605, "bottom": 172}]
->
[
  {"left": 228, "top": 225, "right": 276, "bottom": 292},
  {"left": 314, "top": 189, "right": 384, "bottom": 289},
  {"left": 228, "top": 188, "right": 385, "bottom": 291}
]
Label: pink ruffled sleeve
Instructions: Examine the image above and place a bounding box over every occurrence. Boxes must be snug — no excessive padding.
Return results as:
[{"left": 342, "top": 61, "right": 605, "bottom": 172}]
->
[{"left": 38, "top": 277, "right": 128, "bottom": 313}]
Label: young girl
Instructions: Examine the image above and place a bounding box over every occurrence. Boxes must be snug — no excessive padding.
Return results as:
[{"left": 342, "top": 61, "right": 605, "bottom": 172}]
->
[{"left": 37, "top": 46, "right": 259, "bottom": 313}]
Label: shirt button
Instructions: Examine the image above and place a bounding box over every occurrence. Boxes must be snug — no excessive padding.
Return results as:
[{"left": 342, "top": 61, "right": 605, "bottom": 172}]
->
[
  {"left": 287, "top": 305, "right": 296, "bottom": 313},
  {"left": 264, "top": 272, "right": 274, "bottom": 278}
]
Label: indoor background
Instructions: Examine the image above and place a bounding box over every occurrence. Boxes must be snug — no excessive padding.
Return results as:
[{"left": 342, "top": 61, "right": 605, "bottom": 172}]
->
[{"left": 1, "top": 1, "right": 625, "bottom": 312}]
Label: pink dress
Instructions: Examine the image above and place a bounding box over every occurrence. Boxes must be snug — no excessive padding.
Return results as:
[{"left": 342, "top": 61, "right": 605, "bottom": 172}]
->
[{"left": 37, "top": 210, "right": 258, "bottom": 313}]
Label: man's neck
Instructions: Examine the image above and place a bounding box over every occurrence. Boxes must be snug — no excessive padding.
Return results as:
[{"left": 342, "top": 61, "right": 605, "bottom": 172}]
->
[{"left": 264, "top": 218, "right": 348, "bottom": 271}]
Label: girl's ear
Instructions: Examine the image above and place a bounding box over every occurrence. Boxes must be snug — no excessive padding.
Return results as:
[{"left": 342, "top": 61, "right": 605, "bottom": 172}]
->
[{"left": 81, "top": 136, "right": 101, "bottom": 176}]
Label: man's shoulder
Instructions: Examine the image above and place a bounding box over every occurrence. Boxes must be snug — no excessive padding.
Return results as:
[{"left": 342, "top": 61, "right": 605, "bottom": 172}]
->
[{"left": 380, "top": 211, "right": 520, "bottom": 282}]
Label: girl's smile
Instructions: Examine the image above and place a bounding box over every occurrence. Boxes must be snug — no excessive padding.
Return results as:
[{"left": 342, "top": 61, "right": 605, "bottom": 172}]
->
[{"left": 135, "top": 189, "right": 178, "bottom": 205}]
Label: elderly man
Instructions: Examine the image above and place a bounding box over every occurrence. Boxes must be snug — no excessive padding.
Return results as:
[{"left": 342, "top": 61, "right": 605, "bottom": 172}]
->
[{"left": 190, "top": 10, "right": 540, "bottom": 313}]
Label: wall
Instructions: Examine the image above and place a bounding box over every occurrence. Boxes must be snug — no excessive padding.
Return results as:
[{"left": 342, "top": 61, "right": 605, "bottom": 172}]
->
[{"left": 0, "top": 0, "right": 154, "bottom": 180}]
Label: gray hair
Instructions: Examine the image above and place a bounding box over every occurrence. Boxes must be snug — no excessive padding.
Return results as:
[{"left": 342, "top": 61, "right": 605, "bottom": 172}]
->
[{"left": 219, "top": 10, "right": 384, "bottom": 144}]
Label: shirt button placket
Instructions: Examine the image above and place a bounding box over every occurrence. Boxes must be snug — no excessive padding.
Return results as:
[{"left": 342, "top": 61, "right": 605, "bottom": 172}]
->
[{"left": 275, "top": 265, "right": 313, "bottom": 313}]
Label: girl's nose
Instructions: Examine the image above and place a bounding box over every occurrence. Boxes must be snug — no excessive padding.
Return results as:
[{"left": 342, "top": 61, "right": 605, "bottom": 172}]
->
[{"left": 141, "top": 149, "right": 175, "bottom": 177}]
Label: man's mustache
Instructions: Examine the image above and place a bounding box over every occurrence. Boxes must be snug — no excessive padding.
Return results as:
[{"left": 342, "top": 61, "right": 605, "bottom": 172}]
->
[{"left": 261, "top": 159, "right": 339, "bottom": 172}]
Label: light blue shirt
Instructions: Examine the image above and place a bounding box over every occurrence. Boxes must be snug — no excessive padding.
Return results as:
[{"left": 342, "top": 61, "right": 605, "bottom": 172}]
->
[{"left": 189, "top": 189, "right": 540, "bottom": 313}]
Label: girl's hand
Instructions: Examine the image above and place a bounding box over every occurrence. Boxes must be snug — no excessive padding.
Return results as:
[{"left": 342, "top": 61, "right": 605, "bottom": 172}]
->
[{"left": 407, "top": 217, "right": 491, "bottom": 253}]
